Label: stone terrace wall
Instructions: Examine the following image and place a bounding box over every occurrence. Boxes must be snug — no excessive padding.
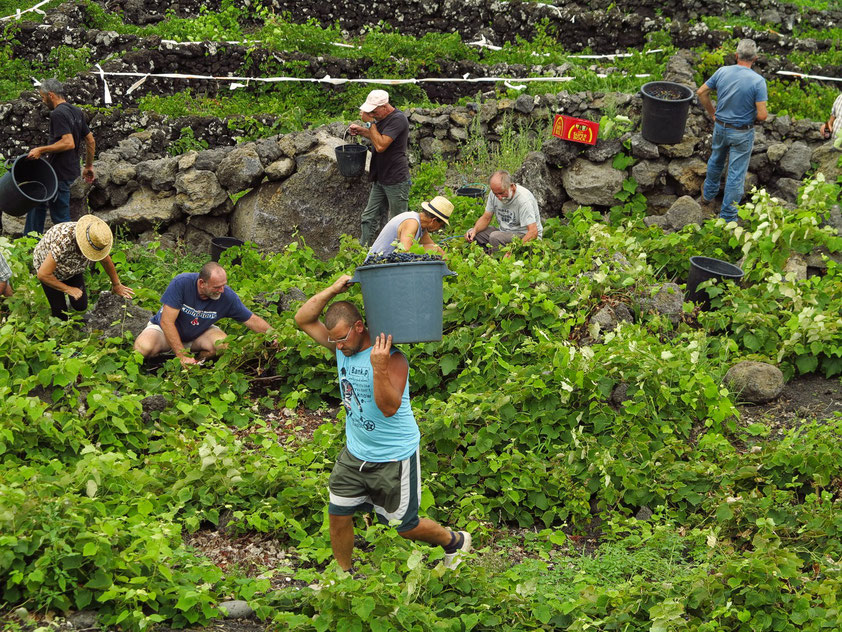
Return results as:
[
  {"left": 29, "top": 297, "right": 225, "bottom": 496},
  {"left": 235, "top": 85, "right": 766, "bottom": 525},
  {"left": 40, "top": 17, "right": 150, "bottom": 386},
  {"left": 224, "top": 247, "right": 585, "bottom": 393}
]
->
[
  {"left": 103, "top": 0, "right": 841, "bottom": 45},
  {"left": 17, "top": 16, "right": 838, "bottom": 70},
  {"left": 583, "top": 0, "right": 841, "bottom": 30},
  {"left": 3, "top": 90, "right": 838, "bottom": 263},
  {"left": 12, "top": 23, "right": 651, "bottom": 122},
  {"left": 2, "top": 27, "right": 838, "bottom": 163}
]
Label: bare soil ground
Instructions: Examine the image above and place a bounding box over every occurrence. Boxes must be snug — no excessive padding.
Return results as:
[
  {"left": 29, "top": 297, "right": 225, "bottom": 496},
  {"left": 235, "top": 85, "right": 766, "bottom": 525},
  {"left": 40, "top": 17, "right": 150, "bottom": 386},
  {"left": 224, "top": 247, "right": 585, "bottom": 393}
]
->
[{"left": 735, "top": 373, "right": 842, "bottom": 436}]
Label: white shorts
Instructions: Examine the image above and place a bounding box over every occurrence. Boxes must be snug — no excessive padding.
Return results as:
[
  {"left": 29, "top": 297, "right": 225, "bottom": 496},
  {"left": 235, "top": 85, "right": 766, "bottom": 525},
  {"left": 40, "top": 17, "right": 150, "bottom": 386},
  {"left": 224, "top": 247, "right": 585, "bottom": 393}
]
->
[{"left": 143, "top": 321, "right": 222, "bottom": 351}]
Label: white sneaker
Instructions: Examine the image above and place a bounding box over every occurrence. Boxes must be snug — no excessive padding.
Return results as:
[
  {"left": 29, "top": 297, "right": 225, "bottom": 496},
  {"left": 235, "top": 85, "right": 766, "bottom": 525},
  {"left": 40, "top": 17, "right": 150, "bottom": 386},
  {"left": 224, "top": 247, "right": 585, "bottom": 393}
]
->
[{"left": 443, "top": 531, "right": 472, "bottom": 570}]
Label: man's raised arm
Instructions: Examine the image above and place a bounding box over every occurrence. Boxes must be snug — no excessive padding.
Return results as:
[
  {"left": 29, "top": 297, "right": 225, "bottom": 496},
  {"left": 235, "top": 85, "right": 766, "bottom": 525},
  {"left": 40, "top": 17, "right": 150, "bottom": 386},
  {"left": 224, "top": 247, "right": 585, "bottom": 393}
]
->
[{"left": 294, "top": 275, "right": 352, "bottom": 349}]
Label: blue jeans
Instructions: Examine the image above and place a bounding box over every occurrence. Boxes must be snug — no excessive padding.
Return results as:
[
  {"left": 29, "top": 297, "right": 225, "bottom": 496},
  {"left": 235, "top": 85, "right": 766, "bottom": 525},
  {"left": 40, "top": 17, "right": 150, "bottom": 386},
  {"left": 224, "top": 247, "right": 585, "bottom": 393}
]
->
[
  {"left": 702, "top": 123, "right": 755, "bottom": 222},
  {"left": 360, "top": 180, "right": 410, "bottom": 247},
  {"left": 24, "top": 178, "right": 73, "bottom": 235}
]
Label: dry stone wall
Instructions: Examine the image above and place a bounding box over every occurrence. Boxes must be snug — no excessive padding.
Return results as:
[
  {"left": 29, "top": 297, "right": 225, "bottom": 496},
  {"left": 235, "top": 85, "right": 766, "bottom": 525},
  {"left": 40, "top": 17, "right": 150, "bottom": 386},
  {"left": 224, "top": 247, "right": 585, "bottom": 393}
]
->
[
  {"left": 4, "top": 0, "right": 839, "bottom": 162},
  {"left": 2, "top": 44, "right": 835, "bottom": 165},
  {"left": 100, "top": 0, "right": 841, "bottom": 49},
  {"left": 3, "top": 0, "right": 840, "bottom": 258},
  {"left": 3, "top": 91, "right": 838, "bottom": 261}
]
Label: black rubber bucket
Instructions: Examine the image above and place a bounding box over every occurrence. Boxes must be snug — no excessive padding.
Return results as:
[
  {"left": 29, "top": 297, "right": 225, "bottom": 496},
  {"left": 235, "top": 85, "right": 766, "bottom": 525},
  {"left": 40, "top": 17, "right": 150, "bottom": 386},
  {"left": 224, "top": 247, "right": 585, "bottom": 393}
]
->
[
  {"left": 335, "top": 144, "right": 367, "bottom": 178},
  {"left": 456, "top": 186, "right": 485, "bottom": 199},
  {"left": 210, "top": 237, "right": 245, "bottom": 266},
  {"left": 0, "top": 155, "right": 58, "bottom": 216},
  {"left": 640, "top": 81, "right": 694, "bottom": 145},
  {"left": 686, "top": 256, "right": 744, "bottom": 310}
]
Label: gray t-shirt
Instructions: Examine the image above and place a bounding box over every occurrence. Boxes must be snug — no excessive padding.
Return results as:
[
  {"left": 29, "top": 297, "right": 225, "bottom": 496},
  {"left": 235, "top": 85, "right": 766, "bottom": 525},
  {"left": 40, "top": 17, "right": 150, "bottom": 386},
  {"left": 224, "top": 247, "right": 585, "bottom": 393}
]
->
[
  {"left": 485, "top": 185, "right": 543, "bottom": 237},
  {"left": 370, "top": 109, "right": 410, "bottom": 185},
  {"left": 368, "top": 211, "right": 423, "bottom": 255}
]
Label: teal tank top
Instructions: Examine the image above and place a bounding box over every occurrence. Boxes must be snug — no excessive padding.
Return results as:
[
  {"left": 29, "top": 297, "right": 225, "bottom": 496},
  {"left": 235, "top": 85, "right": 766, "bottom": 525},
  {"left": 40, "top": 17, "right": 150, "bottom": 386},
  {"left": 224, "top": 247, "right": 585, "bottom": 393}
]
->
[{"left": 336, "top": 347, "right": 420, "bottom": 461}]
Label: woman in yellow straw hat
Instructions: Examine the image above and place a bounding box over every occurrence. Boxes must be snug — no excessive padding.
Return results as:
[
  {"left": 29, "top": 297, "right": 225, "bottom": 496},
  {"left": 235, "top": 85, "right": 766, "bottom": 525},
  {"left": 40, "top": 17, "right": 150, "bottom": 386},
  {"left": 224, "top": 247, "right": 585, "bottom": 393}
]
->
[{"left": 33, "top": 214, "right": 134, "bottom": 320}]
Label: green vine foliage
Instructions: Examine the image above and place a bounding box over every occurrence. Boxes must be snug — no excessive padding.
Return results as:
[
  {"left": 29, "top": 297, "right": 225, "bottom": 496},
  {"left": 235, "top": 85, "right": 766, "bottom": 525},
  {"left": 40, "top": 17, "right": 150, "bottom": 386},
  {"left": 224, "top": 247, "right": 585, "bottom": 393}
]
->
[
  {"left": 0, "top": 0, "right": 841, "bottom": 627},
  {"left": 2, "top": 58, "right": 842, "bottom": 632},
  {"left": 167, "top": 127, "right": 210, "bottom": 156}
]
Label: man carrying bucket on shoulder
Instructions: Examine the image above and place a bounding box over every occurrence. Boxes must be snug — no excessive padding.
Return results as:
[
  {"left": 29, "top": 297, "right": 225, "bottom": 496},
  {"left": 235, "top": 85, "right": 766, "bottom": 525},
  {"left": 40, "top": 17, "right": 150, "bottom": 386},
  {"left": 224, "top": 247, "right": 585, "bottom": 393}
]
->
[
  {"left": 294, "top": 278, "right": 471, "bottom": 576},
  {"left": 367, "top": 196, "right": 454, "bottom": 257}
]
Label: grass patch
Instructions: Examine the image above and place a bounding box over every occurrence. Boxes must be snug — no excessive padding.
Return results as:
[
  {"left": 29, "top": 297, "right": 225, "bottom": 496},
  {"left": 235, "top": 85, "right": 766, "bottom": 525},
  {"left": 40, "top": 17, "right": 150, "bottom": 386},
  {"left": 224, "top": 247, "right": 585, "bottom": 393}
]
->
[{"left": 0, "top": 41, "right": 91, "bottom": 102}]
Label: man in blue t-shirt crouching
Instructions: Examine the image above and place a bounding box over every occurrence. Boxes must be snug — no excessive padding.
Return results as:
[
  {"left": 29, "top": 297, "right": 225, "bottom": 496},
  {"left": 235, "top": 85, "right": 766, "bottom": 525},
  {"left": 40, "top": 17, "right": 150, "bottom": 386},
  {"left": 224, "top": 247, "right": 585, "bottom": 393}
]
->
[{"left": 134, "top": 261, "right": 272, "bottom": 366}]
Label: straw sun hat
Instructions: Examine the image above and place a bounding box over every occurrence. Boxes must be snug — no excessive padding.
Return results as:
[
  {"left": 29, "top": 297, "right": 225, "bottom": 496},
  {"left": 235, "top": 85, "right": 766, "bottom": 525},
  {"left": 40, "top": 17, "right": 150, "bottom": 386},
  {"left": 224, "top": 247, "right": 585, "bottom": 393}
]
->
[
  {"left": 421, "top": 196, "right": 454, "bottom": 225},
  {"left": 75, "top": 215, "right": 113, "bottom": 261}
]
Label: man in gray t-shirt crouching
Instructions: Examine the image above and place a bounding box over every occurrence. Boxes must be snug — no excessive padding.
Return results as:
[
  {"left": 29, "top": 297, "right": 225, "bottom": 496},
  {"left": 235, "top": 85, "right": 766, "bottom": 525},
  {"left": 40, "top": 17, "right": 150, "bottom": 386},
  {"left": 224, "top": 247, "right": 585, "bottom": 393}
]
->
[{"left": 465, "top": 170, "right": 543, "bottom": 253}]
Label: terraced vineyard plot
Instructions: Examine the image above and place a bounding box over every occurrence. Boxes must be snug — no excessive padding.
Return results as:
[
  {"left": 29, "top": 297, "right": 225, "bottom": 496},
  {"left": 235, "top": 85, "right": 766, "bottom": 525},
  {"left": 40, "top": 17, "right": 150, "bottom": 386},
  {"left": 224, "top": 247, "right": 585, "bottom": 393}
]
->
[{"left": 1, "top": 0, "right": 842, "bottom": 630}]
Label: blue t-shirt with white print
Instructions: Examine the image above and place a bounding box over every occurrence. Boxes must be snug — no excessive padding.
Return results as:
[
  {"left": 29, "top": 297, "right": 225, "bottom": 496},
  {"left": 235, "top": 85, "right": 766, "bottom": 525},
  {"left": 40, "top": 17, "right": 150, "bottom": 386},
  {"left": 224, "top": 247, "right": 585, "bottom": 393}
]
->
[{"left": 149, "top": 273, "right": 252, "bottom": 342}]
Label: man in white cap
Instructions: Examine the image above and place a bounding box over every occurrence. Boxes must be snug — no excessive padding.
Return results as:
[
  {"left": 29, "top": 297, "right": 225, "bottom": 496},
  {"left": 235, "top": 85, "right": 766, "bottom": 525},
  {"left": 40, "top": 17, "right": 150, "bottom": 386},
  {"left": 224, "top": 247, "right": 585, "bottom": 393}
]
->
[
  {"left": 349, "top": 89, "right": 411, "bottom": 247},
  {"left": 367, "top": 196, "right": 454, "bottom": 257}
]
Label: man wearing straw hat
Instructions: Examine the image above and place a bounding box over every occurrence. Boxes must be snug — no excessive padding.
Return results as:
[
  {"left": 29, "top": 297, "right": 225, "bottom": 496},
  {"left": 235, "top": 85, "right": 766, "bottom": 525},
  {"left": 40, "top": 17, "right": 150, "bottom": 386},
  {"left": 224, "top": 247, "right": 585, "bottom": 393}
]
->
[
  {"left": 367, "top": 196, "right": 454, "bottom": 257},
  {"left": 348, "top": 89, "right": 411, "bottom": 247},
  {"left": 294, "top": 278, "right": 472, "bottom": 577},
  {"left": 25, "top": 78, "right": 96, "bottom": 235},
  {"left": 33, "top": 215, "right": 133, "bottom": 320}
]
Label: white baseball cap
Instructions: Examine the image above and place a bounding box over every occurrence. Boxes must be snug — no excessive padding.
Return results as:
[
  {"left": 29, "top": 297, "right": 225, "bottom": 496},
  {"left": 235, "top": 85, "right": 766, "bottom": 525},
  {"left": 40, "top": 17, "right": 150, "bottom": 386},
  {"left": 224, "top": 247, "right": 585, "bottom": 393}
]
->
[{"left": 359, "top": 89, "right": 389, "bottom": 113}]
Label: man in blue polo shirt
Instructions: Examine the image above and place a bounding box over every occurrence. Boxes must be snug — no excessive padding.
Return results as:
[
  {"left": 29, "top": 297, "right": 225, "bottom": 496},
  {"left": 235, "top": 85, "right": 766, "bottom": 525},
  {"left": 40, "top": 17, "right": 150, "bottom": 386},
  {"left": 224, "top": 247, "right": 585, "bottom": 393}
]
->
[
  {"left": 697, "top": 39, "right": 768, "bottom": 223},
  {"left": 134, "top": 261, "right": 272, "bottom": 366}
]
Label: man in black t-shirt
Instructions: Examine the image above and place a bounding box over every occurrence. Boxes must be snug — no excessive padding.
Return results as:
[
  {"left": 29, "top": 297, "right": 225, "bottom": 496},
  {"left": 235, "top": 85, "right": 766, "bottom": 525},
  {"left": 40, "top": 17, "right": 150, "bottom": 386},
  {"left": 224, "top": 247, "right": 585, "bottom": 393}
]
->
[
  {"left": 24, "top": 78, "right": 96, "bottom": 235},
  {"left": 349, "top": 89, "right": 411, "bottom": 247}
]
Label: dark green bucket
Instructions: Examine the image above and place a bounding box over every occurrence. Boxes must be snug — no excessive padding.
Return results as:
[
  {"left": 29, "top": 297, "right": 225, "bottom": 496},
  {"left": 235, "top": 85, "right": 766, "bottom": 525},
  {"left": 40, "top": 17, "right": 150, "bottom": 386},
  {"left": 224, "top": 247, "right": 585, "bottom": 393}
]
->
[
  {"left": 350, "top": 260, "right": 457, "bottom": 343},
  {"left": 0, "top": 155, "right": 58, "bottom": 216}
]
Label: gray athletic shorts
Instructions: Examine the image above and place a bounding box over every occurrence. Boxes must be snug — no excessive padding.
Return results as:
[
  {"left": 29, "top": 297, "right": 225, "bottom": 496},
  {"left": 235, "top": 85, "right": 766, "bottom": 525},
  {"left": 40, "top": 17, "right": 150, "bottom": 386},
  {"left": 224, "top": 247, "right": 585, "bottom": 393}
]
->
[{"left": 328, "top": 446, "right": 421, "bottom": 532}]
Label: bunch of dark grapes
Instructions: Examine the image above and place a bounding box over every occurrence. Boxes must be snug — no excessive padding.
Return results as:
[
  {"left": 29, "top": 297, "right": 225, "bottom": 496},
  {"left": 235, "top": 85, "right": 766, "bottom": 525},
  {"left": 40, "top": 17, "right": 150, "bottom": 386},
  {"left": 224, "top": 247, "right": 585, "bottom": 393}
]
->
[{"left": 363, "top": 252, "right": 444, "bottom": 265}]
